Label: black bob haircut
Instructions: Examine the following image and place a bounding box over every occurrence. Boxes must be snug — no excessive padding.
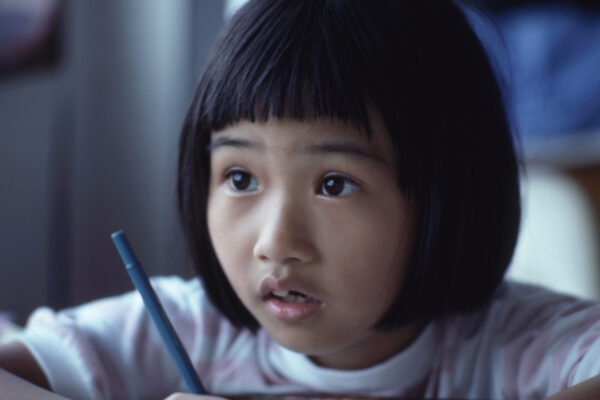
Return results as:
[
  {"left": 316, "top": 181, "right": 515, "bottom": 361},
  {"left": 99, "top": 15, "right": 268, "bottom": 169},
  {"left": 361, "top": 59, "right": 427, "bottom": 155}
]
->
[{"left": 178, "top": 0, "right": 521, "bottom": 331}]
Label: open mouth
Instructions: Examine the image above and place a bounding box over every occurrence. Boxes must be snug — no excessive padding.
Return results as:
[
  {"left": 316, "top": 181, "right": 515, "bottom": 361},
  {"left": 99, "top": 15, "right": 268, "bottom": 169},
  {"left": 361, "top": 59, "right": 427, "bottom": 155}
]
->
[
  {"left": 259, "top": 276, "right": 323, "bottom": 321},
  {"left": 270, "top": 290, "right": 319, "bottom": 304},
  {"left": 264, "top": 288, "right": 322, "bottom": 322}
]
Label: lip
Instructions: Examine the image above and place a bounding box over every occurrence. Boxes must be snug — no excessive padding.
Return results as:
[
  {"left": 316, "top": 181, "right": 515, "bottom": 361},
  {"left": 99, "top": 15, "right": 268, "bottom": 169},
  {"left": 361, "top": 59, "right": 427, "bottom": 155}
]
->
[
  {"left": 259, "top": 275, "right": 323, "bottom": 322},
  {"left": 266, "top": 297, "right": 322, "bottom": 322}
]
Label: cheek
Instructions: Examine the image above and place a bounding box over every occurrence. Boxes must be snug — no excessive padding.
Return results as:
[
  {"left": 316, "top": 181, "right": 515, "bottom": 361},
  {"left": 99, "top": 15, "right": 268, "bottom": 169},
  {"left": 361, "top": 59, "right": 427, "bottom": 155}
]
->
[
  {"left": 206, "top": 196, "right": 225, "bottom": 254},
  {"left": 321, "top": 198, "right": 412, "bottom": 307},
  {"left": 207, "top": 195, "right": 248, "bottom": 269},
  {"left": 207, "top": 197, "right": 256, "bottom": 304},
  {"left": 329, "top": 235, "right": 405, "bottom": 302}
]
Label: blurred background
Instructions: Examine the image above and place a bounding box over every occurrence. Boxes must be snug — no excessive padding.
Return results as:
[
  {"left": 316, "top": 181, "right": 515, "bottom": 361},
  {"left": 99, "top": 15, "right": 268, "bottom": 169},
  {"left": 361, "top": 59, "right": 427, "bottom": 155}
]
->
[{"left": 0, "top": 0, "right": 599, "bottom": 325}]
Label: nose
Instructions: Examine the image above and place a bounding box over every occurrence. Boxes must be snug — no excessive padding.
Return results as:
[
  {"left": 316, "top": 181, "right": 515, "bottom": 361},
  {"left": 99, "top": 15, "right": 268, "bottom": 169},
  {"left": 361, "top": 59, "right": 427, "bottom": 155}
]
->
[{"left": 253, "top": 194, "right": 317, "bottom": 266}]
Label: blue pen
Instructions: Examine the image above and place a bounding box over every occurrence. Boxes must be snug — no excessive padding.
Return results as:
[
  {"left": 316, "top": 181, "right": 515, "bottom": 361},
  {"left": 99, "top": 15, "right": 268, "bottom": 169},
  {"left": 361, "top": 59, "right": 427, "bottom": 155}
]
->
[{"left": 111, "top": 230, "right": 206, "bottom": 395}]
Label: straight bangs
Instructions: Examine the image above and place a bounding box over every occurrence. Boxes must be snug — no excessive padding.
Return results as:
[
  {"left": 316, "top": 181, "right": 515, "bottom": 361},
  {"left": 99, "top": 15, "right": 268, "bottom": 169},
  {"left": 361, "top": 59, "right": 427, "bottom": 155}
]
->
[{"left": 189, "top": 1, "right": 393, "bottom": 138}]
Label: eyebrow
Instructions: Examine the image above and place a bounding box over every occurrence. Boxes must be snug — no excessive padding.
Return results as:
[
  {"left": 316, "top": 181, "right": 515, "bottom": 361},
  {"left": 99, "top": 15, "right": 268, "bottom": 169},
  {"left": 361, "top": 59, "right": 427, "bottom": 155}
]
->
[
  {"left": 207, "top": 136, "right": 385, "bottom": 164},
  {"left": 300, "top": 142, "right": 384, "bottom": 163},
  {"left": 206, "top": 137, "right": 257, "bottom": 152}
]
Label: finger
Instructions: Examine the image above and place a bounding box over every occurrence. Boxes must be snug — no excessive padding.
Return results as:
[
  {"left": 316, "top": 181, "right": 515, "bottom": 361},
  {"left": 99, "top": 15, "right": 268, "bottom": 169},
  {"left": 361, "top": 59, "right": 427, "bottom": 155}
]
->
[{"left": 164, "top": 393, "right": 229, "bottom": 400}]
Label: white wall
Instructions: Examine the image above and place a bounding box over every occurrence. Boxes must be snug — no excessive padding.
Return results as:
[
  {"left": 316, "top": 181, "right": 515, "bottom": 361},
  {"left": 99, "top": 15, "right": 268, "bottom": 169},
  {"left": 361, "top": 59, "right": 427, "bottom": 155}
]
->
[{"left": 508, "top": 165, "right": 600, "bottom": 300}]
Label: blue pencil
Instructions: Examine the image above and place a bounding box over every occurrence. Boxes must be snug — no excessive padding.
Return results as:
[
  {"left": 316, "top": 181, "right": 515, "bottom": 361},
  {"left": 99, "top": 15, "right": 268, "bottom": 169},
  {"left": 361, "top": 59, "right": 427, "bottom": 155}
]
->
[{"left": 111, "top": 230, "right": 206, "bottom": 395}]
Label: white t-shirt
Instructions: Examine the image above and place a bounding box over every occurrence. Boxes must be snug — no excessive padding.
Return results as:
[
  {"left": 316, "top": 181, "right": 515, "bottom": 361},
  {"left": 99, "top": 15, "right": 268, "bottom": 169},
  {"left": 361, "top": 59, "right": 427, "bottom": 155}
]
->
[{"left": 17, "top": 277, "right": 600, "bottom": 400}]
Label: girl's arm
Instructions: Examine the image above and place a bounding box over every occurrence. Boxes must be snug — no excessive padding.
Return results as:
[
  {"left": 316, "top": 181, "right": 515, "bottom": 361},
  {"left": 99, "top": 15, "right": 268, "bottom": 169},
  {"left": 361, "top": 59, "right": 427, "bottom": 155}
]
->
[
  {"left": 545, "top": 374, "right": 600, "bottom": 400},
  {"left": 0, "top": 341, "right": 67, "bottom": 399}
]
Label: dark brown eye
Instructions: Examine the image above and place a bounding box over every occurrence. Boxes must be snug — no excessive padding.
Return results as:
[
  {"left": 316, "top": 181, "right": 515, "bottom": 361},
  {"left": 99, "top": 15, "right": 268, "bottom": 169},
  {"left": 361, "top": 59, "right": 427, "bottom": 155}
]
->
[
  {"left": 226, "top": 169, "right": 258, "bottom": 191},
  {"left": 319, "top": 175, "right": 359, "bottom": 197}
]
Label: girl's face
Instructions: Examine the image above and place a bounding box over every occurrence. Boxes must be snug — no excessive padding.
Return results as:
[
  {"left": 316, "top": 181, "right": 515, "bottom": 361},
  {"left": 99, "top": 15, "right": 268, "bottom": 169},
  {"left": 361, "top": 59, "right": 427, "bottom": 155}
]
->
[{"left": 207, "top": 115, "right": 418, "bottom": 370}]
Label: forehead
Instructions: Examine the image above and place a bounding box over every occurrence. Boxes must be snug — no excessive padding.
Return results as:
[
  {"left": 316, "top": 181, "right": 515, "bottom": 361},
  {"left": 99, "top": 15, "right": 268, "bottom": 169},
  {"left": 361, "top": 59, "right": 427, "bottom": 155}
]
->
[{"left": 209, "top": 114, "right": 396, "bottom": 167}]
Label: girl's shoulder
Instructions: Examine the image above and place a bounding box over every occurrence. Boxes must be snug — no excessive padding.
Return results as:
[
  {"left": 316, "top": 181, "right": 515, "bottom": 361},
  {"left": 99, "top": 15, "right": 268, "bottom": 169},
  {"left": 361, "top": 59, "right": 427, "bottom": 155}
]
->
[
  {"left": 16, "top": 275, "right": 245, "bottom": 399},
  {"left": 147, "top": 275, "right": 243, "bottom": 343},
  {"left": 432, "top": 280, "right": 600, "bottom": 396},
  {"left": 491, "top": 280, "right": 600, "bottom": 331},
  {"left": 444, "top": 280, "right": 600, "bottom": 341},
  {"left": 148, "top": 275, "right": 216, "bottom": 313}
]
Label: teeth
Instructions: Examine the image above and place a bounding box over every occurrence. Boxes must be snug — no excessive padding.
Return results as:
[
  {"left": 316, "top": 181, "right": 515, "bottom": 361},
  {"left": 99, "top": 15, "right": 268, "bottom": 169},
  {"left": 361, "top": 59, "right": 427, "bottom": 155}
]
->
[
  {"left": 287, "top": 293, "right": 306, "bottom": 303},
  {"left": 272, "top": 290, "right": 308, "bottom": 303}
]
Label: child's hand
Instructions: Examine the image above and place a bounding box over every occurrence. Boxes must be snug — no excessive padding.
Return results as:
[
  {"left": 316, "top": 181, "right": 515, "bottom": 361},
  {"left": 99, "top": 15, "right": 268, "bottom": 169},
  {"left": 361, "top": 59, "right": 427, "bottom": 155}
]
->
[
  {"left": 164, "top": 393, "right": 229, "bottom": 400},
  {"left": 544, "top": 374, "right": 600, "bottom": 399}
]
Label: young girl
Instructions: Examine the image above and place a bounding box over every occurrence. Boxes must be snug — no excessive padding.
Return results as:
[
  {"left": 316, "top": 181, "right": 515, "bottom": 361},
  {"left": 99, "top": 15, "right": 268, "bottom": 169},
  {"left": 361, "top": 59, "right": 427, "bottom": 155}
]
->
[{"left": 2, "top": 0, "right": 600, "bottom": 399}]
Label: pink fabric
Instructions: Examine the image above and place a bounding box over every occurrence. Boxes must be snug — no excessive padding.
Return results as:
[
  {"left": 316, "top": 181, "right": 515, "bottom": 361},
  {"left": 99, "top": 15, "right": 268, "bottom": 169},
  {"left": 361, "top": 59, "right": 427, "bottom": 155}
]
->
[{"left": 16, "top": 277, "right": 600, "bottom": 400}]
